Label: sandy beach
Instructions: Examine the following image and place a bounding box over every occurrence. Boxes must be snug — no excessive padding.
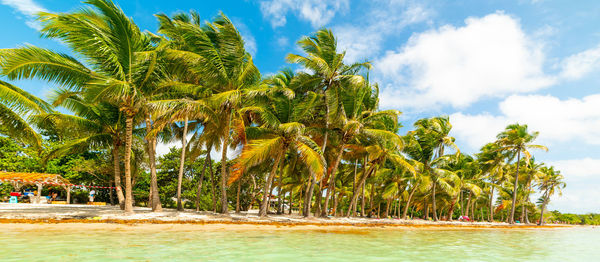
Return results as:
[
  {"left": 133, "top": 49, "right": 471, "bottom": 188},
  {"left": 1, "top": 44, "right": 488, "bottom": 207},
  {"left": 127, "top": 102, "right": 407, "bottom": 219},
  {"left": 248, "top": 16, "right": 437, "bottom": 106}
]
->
[{"left": 0, "top": 203, "right": 571, "bottom": 229}]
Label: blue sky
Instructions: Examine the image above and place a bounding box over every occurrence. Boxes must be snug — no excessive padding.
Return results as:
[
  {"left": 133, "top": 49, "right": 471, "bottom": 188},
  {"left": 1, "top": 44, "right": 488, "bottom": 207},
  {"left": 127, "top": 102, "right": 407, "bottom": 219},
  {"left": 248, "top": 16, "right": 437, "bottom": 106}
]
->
[{"left": 1, "top": 0, "right": 599, "bottom": 213}]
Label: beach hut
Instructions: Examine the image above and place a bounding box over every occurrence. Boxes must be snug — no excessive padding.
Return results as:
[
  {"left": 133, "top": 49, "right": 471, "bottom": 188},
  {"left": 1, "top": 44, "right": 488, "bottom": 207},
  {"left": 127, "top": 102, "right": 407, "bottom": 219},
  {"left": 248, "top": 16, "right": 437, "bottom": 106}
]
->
[{"left": 0, "top": 171, "right": 72, "bottom": 204}]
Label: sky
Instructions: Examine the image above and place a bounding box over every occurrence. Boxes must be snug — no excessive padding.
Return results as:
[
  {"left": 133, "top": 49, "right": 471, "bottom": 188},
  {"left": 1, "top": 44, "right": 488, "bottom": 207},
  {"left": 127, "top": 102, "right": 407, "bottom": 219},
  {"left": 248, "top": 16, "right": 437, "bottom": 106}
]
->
[{"left": 1, "top": 0, "right": 599, "bottom": 213}]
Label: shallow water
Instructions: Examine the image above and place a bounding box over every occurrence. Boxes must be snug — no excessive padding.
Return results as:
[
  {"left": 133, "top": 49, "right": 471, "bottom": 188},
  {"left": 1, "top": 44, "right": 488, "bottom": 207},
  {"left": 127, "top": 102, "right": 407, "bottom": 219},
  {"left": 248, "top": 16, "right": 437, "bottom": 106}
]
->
[{"left": 0, "top": 225, "right": 597, "bottom": 261}]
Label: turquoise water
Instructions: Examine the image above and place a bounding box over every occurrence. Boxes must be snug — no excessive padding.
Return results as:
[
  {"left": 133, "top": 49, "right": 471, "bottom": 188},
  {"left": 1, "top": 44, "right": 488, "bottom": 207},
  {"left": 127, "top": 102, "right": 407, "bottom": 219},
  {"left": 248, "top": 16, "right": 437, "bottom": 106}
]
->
[{"left": 0, "top": 225, "right": 598, "bottom": 261}]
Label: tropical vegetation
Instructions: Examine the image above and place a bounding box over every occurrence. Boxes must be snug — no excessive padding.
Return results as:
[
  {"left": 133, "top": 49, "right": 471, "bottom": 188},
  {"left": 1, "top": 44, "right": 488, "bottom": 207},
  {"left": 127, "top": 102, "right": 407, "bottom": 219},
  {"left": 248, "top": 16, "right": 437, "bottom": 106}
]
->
[{"left": 0, "top": 0, "right": 570, "bottom": 224}]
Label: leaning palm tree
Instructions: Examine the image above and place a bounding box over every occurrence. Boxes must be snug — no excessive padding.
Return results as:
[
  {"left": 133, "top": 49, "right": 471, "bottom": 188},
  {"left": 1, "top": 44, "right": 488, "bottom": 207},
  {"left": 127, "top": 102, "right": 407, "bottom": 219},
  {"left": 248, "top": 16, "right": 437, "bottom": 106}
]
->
[
  {"left": 322, "top": 81, "right": 403, "bottom": 217},
  {"left": 406, "top": 116, "right": 459, "bottom": 221},
  {"left": 495, "top": 124, "right": 547, "bottom": 224},
  {"left": 34, "top": 91, "right": 127, "bottom": 208},
  {"left": 0, "top": 0, "right": 161, "bottom": 213},
  {"left": 0, "top": 80, "right": 52, "bottom": 149},
  {"left": 537, "top": 166, "right": 565, "bottom": 225},
  {"left": 231, "top": 70, "right": 326, "bottom": 217},
  {"left": 287, "top": 29, "right": 371, "bottom": 215},
  {"left": 157, "top": 12, "right": 261, "bottom": 214}
]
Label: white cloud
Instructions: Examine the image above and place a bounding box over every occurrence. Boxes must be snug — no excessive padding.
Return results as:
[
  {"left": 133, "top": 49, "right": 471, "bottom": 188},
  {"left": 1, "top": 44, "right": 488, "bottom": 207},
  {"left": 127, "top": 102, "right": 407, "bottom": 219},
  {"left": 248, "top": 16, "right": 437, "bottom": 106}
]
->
[
  {"left": 335, "top": 1, "right": 431, "bottom": 63},
  {"left": 259, "top": 0, "right": 349, "bottom": 28},
  {"left": 1, "top": 0, "right": 47, "bottom": 30},
  {"left": 450, "top": 93, "right": 600, "bottom": 152},
  {"left": 559, "top": 44, "right": 600, "bottom": 80},
  {"left": 549, "top": 158, "right": 600, "bottom": 178},
  {"left": 375, "top": 12, "right": 555, "bottom": 110},
  {"left": 276, "top": 36, "right": 289, "bottom": 48}
]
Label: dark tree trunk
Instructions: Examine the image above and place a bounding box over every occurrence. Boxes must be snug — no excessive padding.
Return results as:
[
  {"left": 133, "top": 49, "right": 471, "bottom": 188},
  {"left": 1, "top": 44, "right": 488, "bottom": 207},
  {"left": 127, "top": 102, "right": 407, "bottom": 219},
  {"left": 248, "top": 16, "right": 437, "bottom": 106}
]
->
[
  {"left": 489, "top": 185, "right": 495, "bottom": 222},
  {"left": 236, "top": 178, "right": 241, "bottom": 213},
  {"left": 431, "top": 181, "right": 438, "bottom": 221}
]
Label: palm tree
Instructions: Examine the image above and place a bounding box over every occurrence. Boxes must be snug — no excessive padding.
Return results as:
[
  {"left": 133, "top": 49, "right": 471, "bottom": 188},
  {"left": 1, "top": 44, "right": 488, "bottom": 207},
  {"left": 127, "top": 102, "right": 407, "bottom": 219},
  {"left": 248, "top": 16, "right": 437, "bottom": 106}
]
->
[
  {"left": 0, "top": 0, "right": 160, "bottom": 213},
  {"left": 231, "top": 70, "right": 326, "bottom": 217},
  {"left": 287, "top": 29, "right": 371, "bottom": 215},
  {"left": 34, "top": 91, "right": 127, "bottom": 208},
  {"left": 495, "top": 124, "right": 547, "bottom": 224},
  {"left": 477, "top": 142, "right": 509, "bottom": 221},
  {"left": 405, "top": 116, "right": 459, "bottom": 221},
  {"left": 537, "top": 166, "right": 565, "bottom": 225},
  {"left": 157, "top": 12, "right": 261, "bottom": 214}
]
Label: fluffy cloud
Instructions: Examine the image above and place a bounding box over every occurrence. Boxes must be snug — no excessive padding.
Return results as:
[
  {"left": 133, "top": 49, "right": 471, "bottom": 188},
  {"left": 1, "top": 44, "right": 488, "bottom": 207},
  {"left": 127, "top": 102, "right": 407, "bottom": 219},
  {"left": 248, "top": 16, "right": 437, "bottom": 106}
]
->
[
  {"left": 545, "top": 158, "right": 600, "bottom": 213},
  {"left": 549, "top": 158, "right": 600, "bottom": 178},
  {"left": 450, "top": 93, "right": 600, "bottom": 152},
  {"left": 1, "top": 0, "right": 47, "bottom": 30},
  {"left": 259, "top": 0, "right": 349, "bottom": 28},
  {"left": 375, "top": 12, "right": 555, "bottom": 110},
  {"left": 559, "top": 44, "right": 600, "bottom": 80},
  {"left": 335, "top": 1, "right": 431, "bottom": 63}
]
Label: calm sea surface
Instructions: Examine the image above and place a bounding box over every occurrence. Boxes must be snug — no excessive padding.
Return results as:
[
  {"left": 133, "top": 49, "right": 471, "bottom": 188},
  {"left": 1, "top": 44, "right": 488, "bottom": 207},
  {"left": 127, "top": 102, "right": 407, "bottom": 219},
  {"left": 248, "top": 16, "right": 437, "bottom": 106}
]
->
[{"left": 0, "top": 224, "right": 598, "bottom": 261}]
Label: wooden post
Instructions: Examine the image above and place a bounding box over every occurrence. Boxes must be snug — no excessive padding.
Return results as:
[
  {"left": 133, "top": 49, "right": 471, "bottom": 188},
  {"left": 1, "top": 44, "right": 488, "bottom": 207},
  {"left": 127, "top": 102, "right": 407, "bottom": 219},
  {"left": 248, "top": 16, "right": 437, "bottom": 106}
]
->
[{"left": 66, "top": 186, "right": 71, "bottom": 204}]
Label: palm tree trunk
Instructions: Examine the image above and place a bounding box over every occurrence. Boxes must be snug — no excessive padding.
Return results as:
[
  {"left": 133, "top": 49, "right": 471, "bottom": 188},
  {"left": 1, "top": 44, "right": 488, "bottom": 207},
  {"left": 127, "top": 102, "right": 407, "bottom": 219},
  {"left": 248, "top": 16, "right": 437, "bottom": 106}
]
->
[
  {"left": 289, "top": 190, "right": 293, "bottom": 215},
  {"left": 236, "top": 179, "right": 241, "bottom": 213},
  {"left": 509, "top": 150, "right": 521, "bottom": 224},
  {"left": 465, "top": 192, "right": 472, "bottom": 218},
  {"left": 220, "top": 112, "right": 232, "bottom": 214},
  {"left": 303, "top": 176, "right": 316, "bottom": 217},
  {"left": 260, "top": 151, "right": 284, "bottom": 217},
  {"left": 276, "top": 162, "right": 285, "bottom": 214},
  {"left": 538, "top": 191, "right": 549, "bottom": 226},
  {"left": 208, "top": 154, "right": 216, "bottom": 212},
  {"left": 123, "top": 114, "right": 134, "bottom": 213},
  {"left": 196, "top": 148, "right": 211, "bottom": 211},
  {"left": 176, "top": 116, "right": 189, "bottom": 211},
  {"left": 525, "top": 181, "right": 532, "bottom": 224},
  {"left": 322, "top": 145, "right": 345, "bottom": 217},
  {"left": 447, "top": 195, "right": 458, "bottom": 221},
  {"left": 402, "top": 184, "right": 418, "bottom": 219},
  {"left": 145, "top": 117, "right": 162, "bottom": 212},
  {"left": 489, "top": 185, "right": 495, "bottom": 222},
  {"left": 432, "top": 181, "right": 438, "bottom": 221},
  {"left": 360, "top": 181, "right": 366, "bottom": 217},
  {"left": 112, "top": 138, "right": 125, "bottom": 210},
  {"left": 347, "top": 164, "right": 375, "bottom": 217}
]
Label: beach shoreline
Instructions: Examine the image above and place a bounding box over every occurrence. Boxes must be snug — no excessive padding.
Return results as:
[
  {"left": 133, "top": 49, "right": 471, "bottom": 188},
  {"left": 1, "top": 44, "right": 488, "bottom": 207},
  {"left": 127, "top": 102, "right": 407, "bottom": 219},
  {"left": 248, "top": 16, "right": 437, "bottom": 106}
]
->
[{"left": 0, "top": 203, "right": 574, "bottom": 229}]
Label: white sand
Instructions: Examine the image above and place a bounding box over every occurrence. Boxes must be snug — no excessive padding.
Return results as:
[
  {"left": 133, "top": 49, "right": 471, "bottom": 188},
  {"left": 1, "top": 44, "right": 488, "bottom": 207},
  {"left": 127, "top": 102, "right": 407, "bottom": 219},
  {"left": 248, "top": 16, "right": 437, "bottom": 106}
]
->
[{"left": 0, "top": 203, "right": 569, "bottom": 229}]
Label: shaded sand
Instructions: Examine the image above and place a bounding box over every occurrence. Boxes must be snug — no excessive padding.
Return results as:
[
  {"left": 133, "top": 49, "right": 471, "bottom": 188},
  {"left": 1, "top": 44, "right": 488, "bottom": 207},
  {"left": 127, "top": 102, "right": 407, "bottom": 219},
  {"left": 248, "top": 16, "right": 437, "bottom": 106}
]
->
[{"left": 0, "top": 203, "right": 572, "bottom": 229}]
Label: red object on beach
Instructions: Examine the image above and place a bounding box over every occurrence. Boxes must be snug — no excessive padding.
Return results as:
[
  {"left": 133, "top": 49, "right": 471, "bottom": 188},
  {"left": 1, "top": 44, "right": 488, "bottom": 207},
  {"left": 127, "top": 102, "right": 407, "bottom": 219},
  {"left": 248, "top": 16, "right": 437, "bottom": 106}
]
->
[{"left": 10, "top": 192, "right": 21, "bottom": 196}]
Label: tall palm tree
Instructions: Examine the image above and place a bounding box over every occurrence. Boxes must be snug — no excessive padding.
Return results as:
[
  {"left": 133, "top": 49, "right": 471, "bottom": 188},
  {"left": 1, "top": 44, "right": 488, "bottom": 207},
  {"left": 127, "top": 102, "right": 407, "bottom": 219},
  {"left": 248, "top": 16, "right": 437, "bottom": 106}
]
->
[
  {"left": 477, "top": 142, "right": 509, "bottom": 222},
  {"left": 287, "top": 29, "right": 371, "bottom": 215},
  {"left": 231, "top": 70, "right": 326, "bottom": 217},
  {"left": 405, "top": 116, "right": 459, "bottom": 221},
  {"left": 495, "top": 124, "right": 547, "bottom": 224},
  {"left": 157, "top": 12, "right": 261, "bottom": 214},
  {"left": 537, "top": 166, "right": 565, "bottom": 225},
  {"left": 0, "top": 0, "right": 160, "bottom": 213}
]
